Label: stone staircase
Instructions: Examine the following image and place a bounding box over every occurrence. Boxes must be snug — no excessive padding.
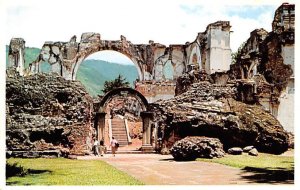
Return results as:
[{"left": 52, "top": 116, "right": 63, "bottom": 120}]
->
[{"left": 111, "top": 118, "right": 129, "bottom": 147}]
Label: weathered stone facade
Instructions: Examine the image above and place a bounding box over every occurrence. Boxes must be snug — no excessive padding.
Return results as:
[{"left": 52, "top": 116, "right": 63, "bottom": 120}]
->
[
  {"left": 9, "top": 21, "right": 231, "bottom": 102},
  {"left": 8, "top": 38, "right": 25, "bottom": 76},
  {"left": 6, "top": 71, "right": 94, "bottom": 157},
  {"left": 229, "top": 3, "right": 294, "bottom": 132},
  {"left": 6, "top": 3, "right": 294, "bottom": 157},
  {"left": 135, "top": 81, "right": 176, "bottom": 103}
]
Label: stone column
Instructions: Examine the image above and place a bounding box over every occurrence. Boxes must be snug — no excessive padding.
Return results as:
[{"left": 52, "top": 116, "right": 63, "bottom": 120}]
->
[
  {"left": 8, "top": 38, "right": 25, "bottom": 76},
  {"left": 62, "top": 65, "right": 73, "bottom": 80},
  {"left": 97, "top": 112, "right": 106, "bottom": 142},
  {"left": 140, "top": 111, "right": 154, "bottom": 152}
]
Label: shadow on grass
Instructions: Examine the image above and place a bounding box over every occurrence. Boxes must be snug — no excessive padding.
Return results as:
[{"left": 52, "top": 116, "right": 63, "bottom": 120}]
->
[
  {"left": 6, "top": 168, "right": 52, "bottom": 185},
  {"left": 241, "top": 166, "right": 294, "bottom": 184},
  {"left": 6, "top": 162, "right": 52, "bottom": 185}
]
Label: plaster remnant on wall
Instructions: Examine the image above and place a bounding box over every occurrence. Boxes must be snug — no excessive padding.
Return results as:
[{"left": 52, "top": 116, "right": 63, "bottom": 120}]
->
[
  {"left": 229, "top": 3, "right": 295, "bottom": 132},
  {"left": 8, "top": 38, "right": 25, "bottom": 76}
]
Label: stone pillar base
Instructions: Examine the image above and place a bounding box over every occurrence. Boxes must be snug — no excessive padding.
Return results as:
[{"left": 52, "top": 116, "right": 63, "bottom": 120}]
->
[{"left": 141, "top": 144, "right": 154, "bottom": 152}]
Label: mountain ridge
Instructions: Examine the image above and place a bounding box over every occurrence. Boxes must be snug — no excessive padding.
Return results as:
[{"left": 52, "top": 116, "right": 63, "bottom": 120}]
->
[{"left": 6, "top": 46, "right": 138, "bottom": 97}]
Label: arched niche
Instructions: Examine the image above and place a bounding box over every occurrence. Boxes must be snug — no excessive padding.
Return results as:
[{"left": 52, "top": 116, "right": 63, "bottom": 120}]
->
[{"left": 187, "top": 43, "right": 202, "bottom": 70}]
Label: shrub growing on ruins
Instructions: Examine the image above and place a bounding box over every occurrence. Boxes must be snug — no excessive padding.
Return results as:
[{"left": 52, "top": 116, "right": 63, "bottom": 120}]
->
[{"left": 102, "top": 74, "right": 130, "bottom": 94}]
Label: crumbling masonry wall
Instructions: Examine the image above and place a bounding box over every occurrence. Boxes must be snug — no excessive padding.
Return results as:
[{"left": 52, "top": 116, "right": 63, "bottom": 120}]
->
[
  {"left": 228, "top": 3, "right": 294, "bottom": 132},
  {"left": 9, "top": 21, "right": 231, "bottom": 103},
  {"left": 6, "top": 71, "right": 94, "bottom": 157},
  {"left": 8, "top": 38, "right": 25, "bottom": 76}
]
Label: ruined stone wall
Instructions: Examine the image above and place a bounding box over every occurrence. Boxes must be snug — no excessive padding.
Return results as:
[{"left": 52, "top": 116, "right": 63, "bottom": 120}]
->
[
  {"left": 229, "top": 3, "right": 294, "bottom": 132},
  {"left": 8, "top": 38, "right": 25, "bottom": 76},
  {"left": 135, "top": 81, "right": 176, "bottom": 103},
  {"left": 6, "top": 70, "right": 94, "bottom": 157},
  {"left": 205, "top": 21, "right": 231, "bottom": 74},
  {"left": 9, "top": 21, "right": 233, "bottom": 104},
  {"left": 9, "top": 21, "right": 232, "bottom": 83}
]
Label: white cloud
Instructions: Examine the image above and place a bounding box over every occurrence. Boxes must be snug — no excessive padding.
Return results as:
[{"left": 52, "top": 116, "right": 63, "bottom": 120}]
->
[
  {"left": 4, "top": 0, "right": 295, "bottom": 53},
  {"left": 86, "top": 51, "right": 134, "bottom": 65}
]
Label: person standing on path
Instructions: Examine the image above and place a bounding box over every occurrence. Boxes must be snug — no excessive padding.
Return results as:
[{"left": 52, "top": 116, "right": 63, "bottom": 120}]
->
[
  {"left": 110, "top": 136, "right": 119, "bottom": 157},
  {"left": 93, "top": 139, "right": 100, "bottom": 156}
]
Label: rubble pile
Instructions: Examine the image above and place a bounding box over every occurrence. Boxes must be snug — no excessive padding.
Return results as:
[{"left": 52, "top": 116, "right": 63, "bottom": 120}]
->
[
  {"left": 170, "top": 136, "right": 225, "bottom": 160},
  {"left": 151, "top": 81, "right": 289, "bottom": 154},
  {"left": 6, "top": 72, "right": 94, "bottom": 157}
]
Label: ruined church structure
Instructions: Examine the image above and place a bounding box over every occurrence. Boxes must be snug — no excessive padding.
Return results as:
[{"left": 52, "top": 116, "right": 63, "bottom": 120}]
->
[{"left": 6, "top": 3, "right": 294, "bottom": 157}]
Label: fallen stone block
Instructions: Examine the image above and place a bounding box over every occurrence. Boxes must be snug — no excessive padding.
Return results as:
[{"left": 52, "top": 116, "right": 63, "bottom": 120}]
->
[
  {"left": 170, "top": 136, "right": 225, "bottom": 161},
  {"left": 228, "top": 147, "right": 243, "bottom": 155},
  {"left": 248, "top": 148, "right": 259, "bottom": 156},
  {"left": 243, "top": 146, "right": 254, "bottom": 152}
]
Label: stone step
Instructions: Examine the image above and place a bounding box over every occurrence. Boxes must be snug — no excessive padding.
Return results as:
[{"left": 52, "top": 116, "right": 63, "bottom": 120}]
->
[
  {"left": 111, "top": 123, "right": 125, "bottom": 126},
  {"left": 112, "top": 132, "right": 127, "bottom": 134},
  {"left": 113, "top": 136, "right": 128, "bottom": 138},
  {"left": 113, "top": 136, "right": 128, "bottom": 140},
  {"left": 112, "top": 126, "right": 126, "bottom": 128},
  {"left": 111, "top": 119, "right": 128, "bottom": 146},
  {"left": 112, "top": 131, "right": 127, "bottom": 133},
  {"left": 112, "top": 132, "right": 127, "bottom": 135},
  {"left": 112, "top": 134, "right": 127, "bottom": 137},
  {"left": 112, "top": 128, "right": 125, "bottom": 130},
  {"left": 111, "top": 120, "right": 124, "bottom": 123},
  {"left": 115, "top": 139, "right": 128, "bottom": 142},
  {"left": 115, "top": 141, "right": 128, "bottom": 143},
  {"left": 112, "top": 129, "right": 126, "bottom": 131}
]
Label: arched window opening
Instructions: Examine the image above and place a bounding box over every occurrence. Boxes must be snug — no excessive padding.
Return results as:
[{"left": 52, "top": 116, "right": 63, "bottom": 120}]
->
[
  {"left": 76, "top": 50, "right": 139, "bottom": 97},
  {"left": 163, "top": 60, "right": 174, "bottom": 80}
]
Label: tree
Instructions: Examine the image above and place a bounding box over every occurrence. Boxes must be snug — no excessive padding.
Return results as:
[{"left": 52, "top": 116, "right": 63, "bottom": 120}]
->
[
  {"left": 102, "top": 74, "right": 130, "bottom": 94},
  {"left": 231, "top": 41, "right": 246, "bottom": 65}
]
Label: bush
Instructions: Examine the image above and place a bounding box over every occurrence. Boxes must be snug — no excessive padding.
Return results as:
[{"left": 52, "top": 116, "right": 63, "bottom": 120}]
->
[{"left": 6, "top": 162, "right": 28, "bottom": 178}]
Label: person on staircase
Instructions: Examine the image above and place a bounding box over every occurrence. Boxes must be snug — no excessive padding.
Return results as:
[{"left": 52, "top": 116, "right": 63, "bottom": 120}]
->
[
  {"left": 110, "top": 136, "right": 119, "bottom": 157},
  {"left": 99, "top": 138, "right": 105, "bottom": 156}
]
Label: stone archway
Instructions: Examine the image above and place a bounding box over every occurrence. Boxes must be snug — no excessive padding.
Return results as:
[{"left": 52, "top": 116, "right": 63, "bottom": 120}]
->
[
  {"left": 96, "top": 87, "right": 154, "bottom": 152},
  {"left": 29, "top": 34, "right": 147, "bottom": 81},
  {"left": 71, "top": 45, "right": 144, "bottom": 81},
  {"left": 10, "top": 21, "right": 233, "bottom": 103}
]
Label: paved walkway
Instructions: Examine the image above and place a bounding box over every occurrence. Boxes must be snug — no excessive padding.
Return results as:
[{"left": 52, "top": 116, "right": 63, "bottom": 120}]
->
[{"left": 77, "top": 154, "right": 293, "bottom": 185}]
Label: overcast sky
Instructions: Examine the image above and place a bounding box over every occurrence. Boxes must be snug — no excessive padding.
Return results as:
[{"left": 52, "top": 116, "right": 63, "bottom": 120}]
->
[{"left": 3, "top": 0, "right": 295, "bottom": 64}]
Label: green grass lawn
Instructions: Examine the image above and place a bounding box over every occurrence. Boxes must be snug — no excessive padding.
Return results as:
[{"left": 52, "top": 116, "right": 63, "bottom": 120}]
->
[
  {"left": 6, "top": 158, "right": 144, "bottom": 185},
  {"left": 197, "top": 152, "right": 294, "bottom": 183},
  {"left": 197, "top": 153, "right": 294, "bottom": 170}
]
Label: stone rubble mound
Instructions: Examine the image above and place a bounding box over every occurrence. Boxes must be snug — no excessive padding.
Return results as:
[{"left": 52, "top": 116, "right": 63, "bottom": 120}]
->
[
  {"left": 151, "top": 81, "right": 289, "bottom": 154},
  {"left": 6, "top": 72, "right": 94, "bottom": 157},
  {"left": 170, "top": 136, "right": 225, "bottom": 161}
]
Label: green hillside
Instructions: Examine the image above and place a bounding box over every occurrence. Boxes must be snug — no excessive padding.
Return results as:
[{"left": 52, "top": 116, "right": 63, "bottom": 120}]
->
[
  {"left": 76, "top": 60, "right": 138, "bottom": 96},
  {"left": 6, "top": 46, "right": 138, "bottom": 97}
]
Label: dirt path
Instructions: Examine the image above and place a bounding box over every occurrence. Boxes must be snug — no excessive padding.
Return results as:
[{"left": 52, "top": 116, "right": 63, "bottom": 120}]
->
[{"left": 77, "top": 154, "right": 293, "bottom": 185}]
